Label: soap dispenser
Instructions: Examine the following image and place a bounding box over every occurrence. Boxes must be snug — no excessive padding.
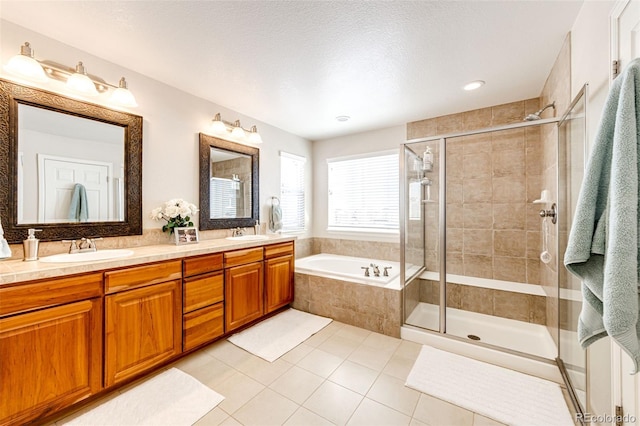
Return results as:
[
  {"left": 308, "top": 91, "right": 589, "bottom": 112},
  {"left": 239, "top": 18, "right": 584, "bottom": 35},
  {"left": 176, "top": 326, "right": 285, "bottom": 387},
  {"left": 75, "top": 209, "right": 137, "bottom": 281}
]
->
[
  {"left": 422, "top": 147, "right": 433, "bottom": 172},
  {"left": 23, "top": 228, "right": 42, "bottom": 261}
]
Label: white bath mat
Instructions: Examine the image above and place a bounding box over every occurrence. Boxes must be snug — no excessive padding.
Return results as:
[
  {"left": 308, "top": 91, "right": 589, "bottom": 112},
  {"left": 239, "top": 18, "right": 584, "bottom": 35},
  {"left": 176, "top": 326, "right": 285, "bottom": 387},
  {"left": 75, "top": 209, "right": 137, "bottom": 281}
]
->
[
  {"left": 61, "top": 368, "right": 224, "bottom": 426},
  {"left": 406, "top": 345, "right": 573, "bottom": 426},
  {"left": 228, "top": 309, "right": 332, "bottom": 362}
]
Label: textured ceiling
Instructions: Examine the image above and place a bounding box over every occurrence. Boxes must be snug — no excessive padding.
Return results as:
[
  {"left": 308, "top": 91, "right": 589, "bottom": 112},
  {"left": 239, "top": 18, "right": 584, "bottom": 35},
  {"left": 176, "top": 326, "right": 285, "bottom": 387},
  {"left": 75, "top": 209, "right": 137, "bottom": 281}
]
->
[{"left": 0, "top": 1, "right": 584, "bottom": 141}]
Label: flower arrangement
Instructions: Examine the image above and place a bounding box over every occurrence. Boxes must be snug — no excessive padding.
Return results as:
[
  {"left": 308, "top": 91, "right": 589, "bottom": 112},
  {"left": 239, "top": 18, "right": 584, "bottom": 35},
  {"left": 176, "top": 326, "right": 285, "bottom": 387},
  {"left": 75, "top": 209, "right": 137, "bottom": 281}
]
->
[{"left": 150, "top": 199, "right": 199, "bottom": 235}]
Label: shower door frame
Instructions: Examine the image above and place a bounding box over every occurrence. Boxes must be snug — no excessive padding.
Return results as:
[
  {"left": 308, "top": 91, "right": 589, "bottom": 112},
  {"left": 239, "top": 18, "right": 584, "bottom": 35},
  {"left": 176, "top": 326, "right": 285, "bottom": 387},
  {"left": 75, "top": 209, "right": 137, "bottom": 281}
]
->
[{"left": 401, "top": 116, "right": 560, "bottom": 338}]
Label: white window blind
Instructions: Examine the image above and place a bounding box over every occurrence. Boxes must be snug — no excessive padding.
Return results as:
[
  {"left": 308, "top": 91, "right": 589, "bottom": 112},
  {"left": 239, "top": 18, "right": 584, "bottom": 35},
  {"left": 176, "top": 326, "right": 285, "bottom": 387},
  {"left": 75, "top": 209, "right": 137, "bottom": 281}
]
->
[
  {"left": 280, "top": 151, "right": 306, "bottom": 232},
  {"left": 328, "top": 152, "right": 399, "bottom": 230}
]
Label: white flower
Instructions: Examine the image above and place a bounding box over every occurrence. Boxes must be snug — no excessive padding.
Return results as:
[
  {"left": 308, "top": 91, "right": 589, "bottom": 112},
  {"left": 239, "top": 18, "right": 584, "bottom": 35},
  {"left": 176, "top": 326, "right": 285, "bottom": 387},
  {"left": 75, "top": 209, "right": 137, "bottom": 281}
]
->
[{"left": 150, "top": 199, "right": 198, "bottom": 222}]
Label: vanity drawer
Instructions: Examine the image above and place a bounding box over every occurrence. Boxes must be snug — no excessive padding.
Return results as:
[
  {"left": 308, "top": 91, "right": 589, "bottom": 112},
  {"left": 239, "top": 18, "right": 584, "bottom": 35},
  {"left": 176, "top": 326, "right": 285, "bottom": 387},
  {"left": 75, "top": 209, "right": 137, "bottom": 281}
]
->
[
  {"left": 183, "top": 303, "right": 224, "bottom": 351},
  {"left": 183, "top": 272, "right": 224, "bottom": 313},
  {"left": 224, "top": 247, "right": 263, "bottom": 268},
  {"left": 183, "top": 253, "right": 224, "bottom": 277},
  {"left": 0, "top": 272, "right": 103, "bottom": 317},
  {"left": 264, "top": 242, "right": 294, "bottom": 259},
  {"left": 105, "top": 260, "right": 182, "bottom": 293}
]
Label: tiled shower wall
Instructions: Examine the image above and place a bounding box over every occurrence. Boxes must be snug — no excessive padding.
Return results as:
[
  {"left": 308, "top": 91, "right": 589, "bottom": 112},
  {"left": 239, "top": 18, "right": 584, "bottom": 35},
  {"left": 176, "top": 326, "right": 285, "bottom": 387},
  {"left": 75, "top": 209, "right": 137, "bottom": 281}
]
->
[{"left": 407, "top": 98, "right": 544, "bottom": 285}]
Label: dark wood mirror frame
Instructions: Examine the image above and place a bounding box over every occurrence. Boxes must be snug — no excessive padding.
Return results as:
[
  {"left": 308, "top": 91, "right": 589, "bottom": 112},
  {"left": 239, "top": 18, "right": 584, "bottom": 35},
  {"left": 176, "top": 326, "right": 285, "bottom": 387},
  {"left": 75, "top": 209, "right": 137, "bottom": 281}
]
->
[
  {"left": 199, "top": 133, "right": 259, "bottom": 230},
  {"left": 0, "top": 79, "right": 143, "bottom": 243}
]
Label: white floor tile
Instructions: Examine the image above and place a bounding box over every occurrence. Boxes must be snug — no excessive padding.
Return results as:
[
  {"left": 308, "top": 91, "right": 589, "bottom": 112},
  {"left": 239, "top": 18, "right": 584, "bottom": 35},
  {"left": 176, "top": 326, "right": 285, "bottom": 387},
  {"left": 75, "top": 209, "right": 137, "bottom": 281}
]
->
[
  {"left": 215, "top": 371, "right": 265, "bottom": 415},
  {"left": 235, "top": 356, "right": 293, "bottom": 386},
  {"left": 281, "top": 343, "right": 314, "bottom": 364},
  {"left": 303, "top": 381, "right": 364, "bottom": 425},
  {"left": 269, "top": 366, "right": 325, "bottom": 405},
  {"left": 328, "top": 360, "right": 379, "bottom": 395},
  {"left": 283, "top": 407, "right": 334, "bottom": 426},
  {"left": 348, "top": 343, "right": 395, "bottom": 371},
  {"left": 412, "top": 394, "right": 474, "bottom": 426},
  {"left": 366, "top": 373, "right": 420, "bottom": 416},
  {"left": 361, "top": 332, "right": 402, "bottom": 351},
  {"left": 381, "top": 354, "right": 415, "bottom": 381},
  {"left": 347, "top": 398, "right": 411, "bottom": 426},
  {"left": 194, "top": 407, "right": 230, "bottom": 425},
  {"left": 232, "top": 388, "right": 298, "bottom": 426},
  {"left": 297, "top": 348, "right": 343, "bottom": 378},
  {"left": 317, "top": 334, "right": 361, "bottom": 359}
]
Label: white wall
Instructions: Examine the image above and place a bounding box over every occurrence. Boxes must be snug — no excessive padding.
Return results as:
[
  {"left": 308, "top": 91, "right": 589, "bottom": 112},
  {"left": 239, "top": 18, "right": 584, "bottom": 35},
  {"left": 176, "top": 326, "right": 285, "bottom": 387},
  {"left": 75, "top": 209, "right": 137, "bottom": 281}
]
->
[
  {"left": 312, "top": 124, "right": 405, "bottom": 242},
  {"left": 0, "top": 20, "right": 314, "bottom": 239},
  {"left": 570, "top": 0, "right": 616, "bottom": 418}
]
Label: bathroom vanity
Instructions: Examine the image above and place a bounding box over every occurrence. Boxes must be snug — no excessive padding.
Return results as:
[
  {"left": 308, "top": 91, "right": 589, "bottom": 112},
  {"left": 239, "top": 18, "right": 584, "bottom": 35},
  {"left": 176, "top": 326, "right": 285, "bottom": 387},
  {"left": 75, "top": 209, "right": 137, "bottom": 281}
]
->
[{"left": 0, "top": 236, "right": 295, "bottom": 426}]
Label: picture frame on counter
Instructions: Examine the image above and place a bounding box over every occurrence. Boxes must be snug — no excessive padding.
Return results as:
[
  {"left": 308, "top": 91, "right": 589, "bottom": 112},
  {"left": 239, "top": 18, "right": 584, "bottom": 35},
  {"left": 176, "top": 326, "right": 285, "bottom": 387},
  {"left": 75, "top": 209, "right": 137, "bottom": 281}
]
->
[{"left": 175, "top": 227, "right": 199, "bottom": 245}]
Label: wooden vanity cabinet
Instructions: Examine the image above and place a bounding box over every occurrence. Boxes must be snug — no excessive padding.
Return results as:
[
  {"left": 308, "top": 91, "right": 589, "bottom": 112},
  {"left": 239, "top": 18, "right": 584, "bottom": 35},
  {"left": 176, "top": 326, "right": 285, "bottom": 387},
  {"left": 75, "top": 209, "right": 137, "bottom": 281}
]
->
[
  {"left": 224, "top": 247, "right": 264, "bottom": 332},
  {"left": 264, "top": 242, "right": 295, "bottom": 314},
  {"left": 104, "top": 260, "right": 182, "bottom": 387},
  {"left": 182, "top": 253, "right": 225, "bottom": 351},
  {"left": 0, "top": 273, "right": 103, "bottom": 426}
]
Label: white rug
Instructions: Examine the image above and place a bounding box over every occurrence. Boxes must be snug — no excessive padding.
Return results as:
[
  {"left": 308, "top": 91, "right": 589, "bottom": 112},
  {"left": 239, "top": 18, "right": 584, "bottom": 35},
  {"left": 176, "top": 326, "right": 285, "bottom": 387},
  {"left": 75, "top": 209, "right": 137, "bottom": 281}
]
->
[
  {"left": 228, "top": 309, "right": 332, "bottom": 362},
  {"left": 61, "top": 368, "right": 224, "bottom": 426},
  {"left": 405, "top": 345, "right": 574, "bottom": 426}
]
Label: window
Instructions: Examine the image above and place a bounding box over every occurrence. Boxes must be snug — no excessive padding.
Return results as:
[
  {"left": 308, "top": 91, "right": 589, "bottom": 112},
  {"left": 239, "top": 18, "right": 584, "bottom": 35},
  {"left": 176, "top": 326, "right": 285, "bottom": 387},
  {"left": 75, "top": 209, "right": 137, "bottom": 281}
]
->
[
  {"left": 280, "top": 151, "right": 306, "bottom": 232},
  {"left": 328, "top": 151, "right": 399, "bottom": 231}
]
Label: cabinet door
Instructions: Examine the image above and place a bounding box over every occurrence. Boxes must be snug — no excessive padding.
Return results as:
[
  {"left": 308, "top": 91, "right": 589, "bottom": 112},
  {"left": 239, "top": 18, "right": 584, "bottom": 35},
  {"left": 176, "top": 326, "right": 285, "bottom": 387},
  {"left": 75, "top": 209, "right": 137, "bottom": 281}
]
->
[
  {"left": 225, "top": 262, "right": 264, "bottom": 332},
  {"left": 105, "top": 280, "right": 181, "bottom": 387},
  {"left": 0, "top": 299, "right": 102, "bottom": 426},
  {"left": 265, "top": 254, "right": 294, "bottom": 314}
]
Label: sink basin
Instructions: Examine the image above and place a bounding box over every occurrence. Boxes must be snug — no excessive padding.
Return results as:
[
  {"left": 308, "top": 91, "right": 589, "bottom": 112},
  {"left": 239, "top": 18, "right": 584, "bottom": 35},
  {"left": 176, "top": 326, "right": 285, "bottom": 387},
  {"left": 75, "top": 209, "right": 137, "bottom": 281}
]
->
[
  {"left": 225, "top": 235, "right": 269, "bottom": 241},
  {"left": 39, "top": 249, "right": 135, "bottom": 263}
]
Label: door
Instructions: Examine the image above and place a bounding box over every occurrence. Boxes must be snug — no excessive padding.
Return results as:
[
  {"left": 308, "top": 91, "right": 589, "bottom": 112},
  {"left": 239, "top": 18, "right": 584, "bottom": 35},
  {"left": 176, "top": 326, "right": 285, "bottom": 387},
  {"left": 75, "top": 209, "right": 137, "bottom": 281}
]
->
[
  {"left": 38, "top": 154, "right": 112, "bottom": 222},
  {"left": 611, "top": 0, "right": 640, "bottom": 421},
  {"left": 225, "top": 262, "right": 264, "bottom": 332},
  {"left": 264, "top": 254, "right": 294, "bottom": 313},
  {"left": 0, "top": 299, "right": 102, "bottom": 426},
  {"left": 105, "top": 280, "right": 182, "bottom": 387}
]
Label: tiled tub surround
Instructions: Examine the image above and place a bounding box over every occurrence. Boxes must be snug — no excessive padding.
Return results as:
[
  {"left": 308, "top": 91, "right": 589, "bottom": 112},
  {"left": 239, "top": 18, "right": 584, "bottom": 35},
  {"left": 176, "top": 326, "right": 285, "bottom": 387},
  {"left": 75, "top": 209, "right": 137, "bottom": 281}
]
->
[{"left": 293, "top": 254, "right": 402, "bottom": 338}]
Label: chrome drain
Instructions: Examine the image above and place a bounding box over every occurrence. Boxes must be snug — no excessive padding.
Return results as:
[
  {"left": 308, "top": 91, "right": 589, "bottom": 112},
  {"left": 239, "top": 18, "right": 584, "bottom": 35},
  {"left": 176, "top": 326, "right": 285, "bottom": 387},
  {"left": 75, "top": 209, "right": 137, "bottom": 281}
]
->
[{"left": 467, "top": 334, "right": 481, "bottom": 341}]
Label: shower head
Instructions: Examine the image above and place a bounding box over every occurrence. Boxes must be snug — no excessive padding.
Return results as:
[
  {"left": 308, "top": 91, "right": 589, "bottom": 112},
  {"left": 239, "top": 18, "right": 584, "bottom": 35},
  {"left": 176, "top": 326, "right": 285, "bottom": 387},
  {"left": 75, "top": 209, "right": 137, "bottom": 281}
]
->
[{"left": 524, "top": 101, "right": 556, "bottom": 121}]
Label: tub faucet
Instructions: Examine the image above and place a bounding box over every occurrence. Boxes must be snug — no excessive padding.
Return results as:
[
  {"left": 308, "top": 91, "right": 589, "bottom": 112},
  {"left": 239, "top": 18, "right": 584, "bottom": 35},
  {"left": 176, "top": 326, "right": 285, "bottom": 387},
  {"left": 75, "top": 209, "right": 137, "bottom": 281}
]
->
[
  {"left": 361, "top": 266, "right": 370, "bottom": 277},
  {"left": 383, "top": 266, "right": 393, "bottom": 277},
  {"left": 370, "top": 264, "right": 380, "bottom": 277}
]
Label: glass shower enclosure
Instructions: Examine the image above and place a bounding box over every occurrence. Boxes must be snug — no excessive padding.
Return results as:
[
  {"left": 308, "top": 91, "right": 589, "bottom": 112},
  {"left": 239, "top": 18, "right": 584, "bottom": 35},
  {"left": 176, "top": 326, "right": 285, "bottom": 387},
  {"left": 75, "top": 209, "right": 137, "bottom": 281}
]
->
[{"left": 400, "top": 86, "right": 588, "bottom": 413}]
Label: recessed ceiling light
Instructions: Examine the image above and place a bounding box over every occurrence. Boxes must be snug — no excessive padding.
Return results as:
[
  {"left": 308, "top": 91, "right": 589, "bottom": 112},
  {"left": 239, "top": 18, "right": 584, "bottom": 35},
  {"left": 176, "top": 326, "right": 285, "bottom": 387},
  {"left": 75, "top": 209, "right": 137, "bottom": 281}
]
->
[
  {"left": 336, "top": 115, "right": 350, "bottom": 122},
  {"left": 463, "top": 80, "right": 485, "bottom": 91}
]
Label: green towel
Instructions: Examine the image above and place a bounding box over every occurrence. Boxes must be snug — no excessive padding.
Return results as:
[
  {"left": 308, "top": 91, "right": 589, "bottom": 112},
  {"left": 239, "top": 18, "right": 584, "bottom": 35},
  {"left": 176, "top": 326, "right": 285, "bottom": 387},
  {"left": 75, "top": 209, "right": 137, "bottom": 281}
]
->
[
  {"left": 68, "top": 183, "right": 89, "bottom": 222},
  {"left": 564, "top": 57, "right": 640, "bottom": 373}
]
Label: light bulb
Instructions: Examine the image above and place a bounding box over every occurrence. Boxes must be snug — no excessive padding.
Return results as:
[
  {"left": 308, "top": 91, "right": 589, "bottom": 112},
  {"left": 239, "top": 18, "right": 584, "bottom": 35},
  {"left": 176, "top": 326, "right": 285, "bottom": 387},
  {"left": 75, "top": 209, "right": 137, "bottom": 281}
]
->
[
  {"left": 231, "top": 120, "right": 246, "bottom": 140},
  {"left": 248, "top": 126, "right": 263, "bottom": 144},
  {"left": 110, "top": 77, "right": 138, "bottom": 107},
  {"left": 4, "top": 42, "right": 48, "bottom": 83},
  {"left": 211, "top": 113, "right": 227, "bottom": 134},
  {"left": 66, "top": 62, "right": 98, "bottom": 96}
]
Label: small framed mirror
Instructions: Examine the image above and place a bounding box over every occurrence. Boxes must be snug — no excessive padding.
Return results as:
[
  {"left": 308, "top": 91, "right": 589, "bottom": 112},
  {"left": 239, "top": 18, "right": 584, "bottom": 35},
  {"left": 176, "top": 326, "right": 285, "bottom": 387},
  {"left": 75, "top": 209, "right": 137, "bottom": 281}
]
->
[{"left": 199, "top": 133, "right": 259, "bottom": 230}]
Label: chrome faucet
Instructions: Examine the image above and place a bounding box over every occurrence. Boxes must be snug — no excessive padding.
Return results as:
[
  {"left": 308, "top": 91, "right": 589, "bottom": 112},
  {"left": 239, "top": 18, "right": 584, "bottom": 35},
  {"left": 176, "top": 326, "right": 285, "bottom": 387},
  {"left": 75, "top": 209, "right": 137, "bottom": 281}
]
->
[
  {"left": 370, "top": 263, "right": 380, "bottom": 277},
  {"left": 63, "top": 237, "right": 102, "bottom": 253},
  {"left": 232, "top": 227, "right": 246, "bottom": 237}
]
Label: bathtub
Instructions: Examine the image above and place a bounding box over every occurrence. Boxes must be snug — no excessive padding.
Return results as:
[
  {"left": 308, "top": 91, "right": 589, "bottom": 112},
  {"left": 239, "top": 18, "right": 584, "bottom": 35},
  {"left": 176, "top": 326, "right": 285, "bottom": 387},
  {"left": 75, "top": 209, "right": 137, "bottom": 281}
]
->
[
  {"left": 295, "top": 253, "right": 401, "bottom": 289},
  {"left": 294, "top": 253, "right": 402, "bottom": 336}
]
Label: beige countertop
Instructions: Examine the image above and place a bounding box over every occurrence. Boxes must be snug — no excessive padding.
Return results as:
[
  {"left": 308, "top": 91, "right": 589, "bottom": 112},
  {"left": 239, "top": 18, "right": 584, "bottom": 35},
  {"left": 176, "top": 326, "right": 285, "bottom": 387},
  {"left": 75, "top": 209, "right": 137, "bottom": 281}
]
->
[{"left": 0, "top": 234, "right": 296, "bottom": 286}]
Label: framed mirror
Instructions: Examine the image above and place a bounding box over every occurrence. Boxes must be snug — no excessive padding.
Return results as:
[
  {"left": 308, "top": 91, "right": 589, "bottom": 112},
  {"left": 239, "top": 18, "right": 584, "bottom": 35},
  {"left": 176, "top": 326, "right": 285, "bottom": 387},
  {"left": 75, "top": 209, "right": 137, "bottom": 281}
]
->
[
  {"left": 199, "top": 133, "right": 259, "bottom": 230},
  {"left": 0, "top": 79, "right": 143, "bottom": 243}
]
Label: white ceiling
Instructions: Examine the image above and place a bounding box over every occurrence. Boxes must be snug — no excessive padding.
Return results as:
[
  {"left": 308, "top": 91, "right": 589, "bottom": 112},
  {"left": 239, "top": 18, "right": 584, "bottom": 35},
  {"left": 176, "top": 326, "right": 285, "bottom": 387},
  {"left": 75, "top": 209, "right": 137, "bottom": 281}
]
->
[{"left": 0, "top": 1, "right": 584, "bottom": 141}]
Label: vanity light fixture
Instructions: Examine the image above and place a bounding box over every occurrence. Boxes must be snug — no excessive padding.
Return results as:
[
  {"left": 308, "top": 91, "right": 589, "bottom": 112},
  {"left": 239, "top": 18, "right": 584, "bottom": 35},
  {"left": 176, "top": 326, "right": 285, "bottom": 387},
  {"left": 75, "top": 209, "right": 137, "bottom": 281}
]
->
[
  {"left": 210, "top": 113, "right": 263, "bottom": 144},
  {"left": 4, "top": 42, "right": 48, "bottom": 83},
  {"left": 3, "top": 42, "right": 138, "bottom": 107}
]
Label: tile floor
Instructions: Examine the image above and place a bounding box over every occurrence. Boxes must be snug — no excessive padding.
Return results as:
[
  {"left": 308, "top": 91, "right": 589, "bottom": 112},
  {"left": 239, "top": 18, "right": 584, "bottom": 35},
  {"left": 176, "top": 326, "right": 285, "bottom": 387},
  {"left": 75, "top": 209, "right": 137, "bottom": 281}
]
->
[{"left": 54, "top": 321, "right": 569, "bottom": 426}]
